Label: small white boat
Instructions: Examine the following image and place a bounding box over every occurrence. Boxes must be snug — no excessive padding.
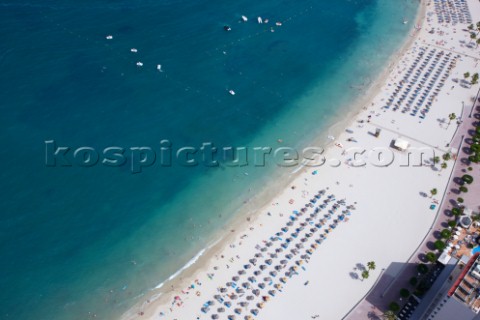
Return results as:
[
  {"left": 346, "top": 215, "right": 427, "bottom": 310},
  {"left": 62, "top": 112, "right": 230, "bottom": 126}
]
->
[
  {"left": 224, "top": 25, "right": 231, "bottom": 31},
  {"left": 136, "top": 62, "right": 143, "bottom": 67},
  {"left": 264, "top": 19, "right": 269, "bottom": 24},
  {"left": 106, "top": 35, "right": 113, "bottom": 40},
  {"left": 157, "top": 64, "right": 163, "bottom": 72},
  {"left": 275, "top": 22, "right": 282, "bottom": 26},
  {"left": 229, "top": 89, "right": 236, "bottom": 95},
  {"left": 403, "top": 17, "right": 408, "bottom": 24},
  {"left": 241, "top": 15, "right": 248, "bottom": 22},
  {"left": 257, "top": 17, "right": 263, "bottom": 24},
  {"left": 130, "top": 48, "right": 138, "bottom": 53}
]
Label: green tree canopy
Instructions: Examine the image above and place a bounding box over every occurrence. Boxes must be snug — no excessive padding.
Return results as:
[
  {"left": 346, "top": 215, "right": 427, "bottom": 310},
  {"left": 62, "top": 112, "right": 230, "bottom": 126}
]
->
[
  {"left": 367, "top": 261, "right": 376, "bottom": 271},
  {"left": 462, "top": 174, "right": 473, "bottom": 184},
  {"left": 426, "top": 251, "right": 437, "bottom": 263},
  {"left": 389, "top": 302, "right": 400, "bottom": 312},
  {"left": 440, "top": 229, "right": 451, "bottom": 239},
  {"left": 400, "top": 288, "right": 410, "bottom": 298},
  {"left": 434, "top": 240, "right": 446, "bottom": 251},
  {"left": 417, "top": 263, "right": 429, "bottom": 274}
]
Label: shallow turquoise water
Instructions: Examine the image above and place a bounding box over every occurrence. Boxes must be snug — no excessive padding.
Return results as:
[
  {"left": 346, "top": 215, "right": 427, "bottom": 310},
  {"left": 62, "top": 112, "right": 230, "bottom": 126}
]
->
[{"left": 0, "top": 0, "right": 418, "bottom": 318}]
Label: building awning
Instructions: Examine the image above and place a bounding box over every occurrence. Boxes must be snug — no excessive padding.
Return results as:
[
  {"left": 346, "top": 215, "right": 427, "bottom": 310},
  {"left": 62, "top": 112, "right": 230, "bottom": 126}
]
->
[
  {"left": 438, "top": 250, "right": 451, "bottom": 265},
  {"left": 394, "top": 138, "right": 409, "bottom": 151}
]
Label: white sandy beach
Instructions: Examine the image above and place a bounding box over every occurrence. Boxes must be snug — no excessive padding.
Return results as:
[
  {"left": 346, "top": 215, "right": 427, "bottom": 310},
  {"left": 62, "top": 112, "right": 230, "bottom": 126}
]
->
[{"left": 121, "top": 0, "right": 480, "bottom": 319}]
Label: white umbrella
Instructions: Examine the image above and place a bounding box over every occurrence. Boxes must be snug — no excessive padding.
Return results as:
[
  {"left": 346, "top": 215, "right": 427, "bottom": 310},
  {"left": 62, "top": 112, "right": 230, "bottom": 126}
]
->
[
  {"left": 453, "top": 235, "right": 459, "bottom": 239},
  {"left": 455, "top": 244, "right": 461, "bottom": 249}
]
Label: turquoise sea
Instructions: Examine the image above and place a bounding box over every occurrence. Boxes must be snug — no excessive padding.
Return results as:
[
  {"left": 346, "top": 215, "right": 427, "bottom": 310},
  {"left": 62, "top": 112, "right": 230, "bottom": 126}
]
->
[{"left": 0, "top": 0, "right": 418, "bottom": 319}]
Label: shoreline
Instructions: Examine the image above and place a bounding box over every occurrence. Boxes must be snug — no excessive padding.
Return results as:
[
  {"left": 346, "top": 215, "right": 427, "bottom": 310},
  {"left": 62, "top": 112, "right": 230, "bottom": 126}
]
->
[
  {"left": 121, "top": 0, "right": 480, "bottom": 318},
  {"left": 121, "top": 2, "right": 426, "bottom": 318}
]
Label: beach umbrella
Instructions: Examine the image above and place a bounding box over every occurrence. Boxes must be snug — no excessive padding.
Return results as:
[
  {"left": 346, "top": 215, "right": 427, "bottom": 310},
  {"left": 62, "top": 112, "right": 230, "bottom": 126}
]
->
[
  {"left": 238, "top": 270, "right": 246, "bottom": 275},
  {"left": 264, "top": 276, "right": 272, "bottom": 282},
  {"left": 224, "top": 301, "right": 232, "bottom": 307},
  {"left": 254, "top": 271, "right": 261, "bottom": 276},
  {"left": 236, "top": 288, "right": 245, "bottom": 294},
  {"left": 280, "top": 277, "right": 288, "bottom": 283},
  {"left": 268, "top": 290, "right": 276, "bottom": 296},
  {"left": 276, "top": 248, "right": 283, "bottom": 253},
  {"left": 286, "top": 221, "right": 293, "bottom": 226},
  {"left": 252, "top": 289, "right": 260, "bottom": 296},
  {"left": 258, "top": 282, "right": 265, "bottom": 289},
  {"left": 244, "top": 264, "right": 251, "bottom": 269},
  {"left": 242, "top": 282, "right": 250, "bottom": 288},
  {"left": 246, "top": 295, "right": 254, "bottom": 301},
  {"left": 254, "top": 253, "right": 263, "bottom": 258},
  {"left": 245, "top": 316, "right": 253, "bottom": 320},
  {"left": 218, "top": 307, "right": 226, "bottom": 313},
  {"left": 251, "top": 309, "right": 259, "bottom": 315},
  {"left": 230, "top": 294, "right": 238, "bottom": 300},
  {"left": 201, "top": 307, "right": 210, "bottom": 313},
  {"left": 212, "top": 314, "right": 219, "bottom": 319},
  {"left": 233, "top": 276, "right": 240, "bottom": 281},
  {"left": 274, "top": 265, "right": 282, "bottom": 271},
  {"left": 270, "top": 271, "right": 277, "bottom": 277},
  {"left": 227, "top": 282, "right": 233, "bottom": 287},
  {"left": 263, "top": 295, "right": 270, "bottom": 302},
  {"left": 270, "top": 253, "right": 278, "bottom": 259},
  {"left": 260, "top": 247, "right": 267, "bottom": 252},
  {"left": 286, "top": 254, "right": 293, "bottom": 259},
  {"left": 257, "top": 302, "right": 265, "bottom": 309},
  {"left": 214, "top": 294, "right": 222, "bottom": 300},
  {"left": 235, "top": 308, "right": 242, "bottom": 314},
  {"left": 274, "top": 283, "right": 282, "bottom": 289},
  {"left": 220, "top": 287, "right": 228, "bottom": 293},
  {"left": 266, "top": 242, "right": 273, "bottom": 247},
  {"left": 228, "top": 315, "right": 236, "bottom": 320},
  {"left": 260, "top": 264, "right": 267, "bottom": 270}
]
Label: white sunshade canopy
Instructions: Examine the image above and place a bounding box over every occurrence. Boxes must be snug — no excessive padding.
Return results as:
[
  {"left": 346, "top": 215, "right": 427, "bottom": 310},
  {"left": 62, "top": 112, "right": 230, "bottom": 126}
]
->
[{"left": 394, "top": 138, "right": 409, "bottom": 150}]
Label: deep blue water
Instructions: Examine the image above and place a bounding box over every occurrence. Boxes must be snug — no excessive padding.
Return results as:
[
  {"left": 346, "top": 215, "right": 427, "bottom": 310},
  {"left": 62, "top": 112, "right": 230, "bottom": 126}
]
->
[{"left": 0, "top": 0, "right": 418, "bottom": 319}]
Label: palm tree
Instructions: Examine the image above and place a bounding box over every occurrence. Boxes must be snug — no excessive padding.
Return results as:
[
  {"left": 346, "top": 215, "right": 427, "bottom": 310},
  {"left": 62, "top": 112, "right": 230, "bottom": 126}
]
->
[
  {"left": 477, "top": 38, "right": 480, "bottom": 49},
  {"left": 383, "top": 310, "right": 396, "bottom": 320},
  {"left": 433, "top": 156, "right": 440, "bottom": 164},
  {"left": 441, "top": 162, "right": 447, "bottom": 170},
  {"left": 361, "top": 270, "right": 369, "bottom": 281},
  {"left": 430, "top": 188, "right": 438, "bottom": 198},
  {"left": 442, "top": 153, "right": 451, "bottom": 161},
  {"left": 468, "top": 24, "right": 475, "bottom": 31},
  {"left": 448, "top": 113, "right": 456, "bottom": 126},
  {"left": 367, "top": 261, "right": 376, "bottom": 271},
  {"left": 464, "top": 72, "right": 471, "bottom": 79},
  {"left": 471, "top": 33, "right": 477, "bottom": 44}
]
